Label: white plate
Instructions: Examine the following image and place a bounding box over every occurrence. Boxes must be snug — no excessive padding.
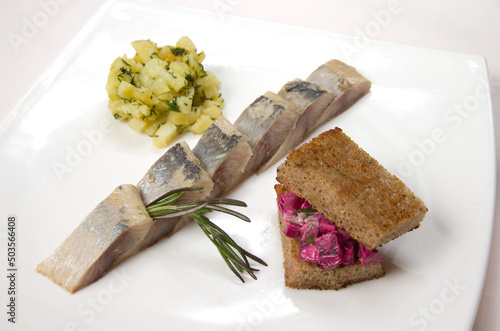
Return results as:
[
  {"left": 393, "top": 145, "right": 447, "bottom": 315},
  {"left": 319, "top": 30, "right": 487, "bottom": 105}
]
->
[{"left": 0, "top": 0, "right": 495, "bottom": 330}]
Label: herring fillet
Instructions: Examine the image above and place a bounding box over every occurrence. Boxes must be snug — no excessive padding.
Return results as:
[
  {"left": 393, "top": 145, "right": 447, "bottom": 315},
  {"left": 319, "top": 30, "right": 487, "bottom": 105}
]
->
[
  {"left": 234, "top": 91, "right": 297, "bottom": 181},
  {"left": 36, "top": 184, "right": 153, "bottom": 293},
  {"left": 278, "top": 79, "right": 333, "bottom": 138},
  {"left": 192, "top": 116, "right": 252, "bottom": 198},
  {"left": 257, "top": 80, "right": 333, "bottom": 173},
  {"left": 306, "top": 59, "right": 371, "bottom": 129},
  {"left": 135, "top": 141, "right": 214, "bottom": 250},
  {"left": 137, "top": 141, "right": 213, "bottom": 207}
]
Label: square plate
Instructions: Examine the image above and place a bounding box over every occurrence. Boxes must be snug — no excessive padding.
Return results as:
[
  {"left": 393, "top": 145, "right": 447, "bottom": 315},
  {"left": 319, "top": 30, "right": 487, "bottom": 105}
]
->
[{"left": 0, "top": 0, "right": 495, "bottom": 330}]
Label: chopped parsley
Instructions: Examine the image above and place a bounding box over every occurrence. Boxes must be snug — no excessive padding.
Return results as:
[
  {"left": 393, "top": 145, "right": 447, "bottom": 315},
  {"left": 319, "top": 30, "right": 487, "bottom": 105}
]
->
[
  {"left": 168, "top": 99, "right": 180, "bottom": 112},
  {"left": 168, "top": 71, "right": 177, "bottom": 79},
  {"left": 170, "top": 47, "right": 187, "bottom": 56},
  {"left": 185, "top": 73, "right": 196, "bottom": 83},
  {"left": 116, "top": 93, "right": 132, "bottom": 104}
]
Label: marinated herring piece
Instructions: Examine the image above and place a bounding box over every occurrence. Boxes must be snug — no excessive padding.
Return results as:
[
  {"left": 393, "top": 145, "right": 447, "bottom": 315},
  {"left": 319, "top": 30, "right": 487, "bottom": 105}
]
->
[
  {"left": 137, "top": 141, "right": 213, "bottom": 207},
  {"left": 278, "top": 79, "right": 333, "bottom": 138},
  {"left": 136, "top": 141, "right": 213, "bottom": 249},
  {"left": 193, "top": 116, "right": 252, "bottom": 198},
  {"left": 36, "top": 185, "right": 153, "bottom": 293},
  {"left": 306, "top": 59, "right": 371, "bottom": 129},
  {"left": 258, "top": 80, "right": 333, "bottom": 173},
  {"left": 234, "top": 91, "right": 297, "bottom": 181}
]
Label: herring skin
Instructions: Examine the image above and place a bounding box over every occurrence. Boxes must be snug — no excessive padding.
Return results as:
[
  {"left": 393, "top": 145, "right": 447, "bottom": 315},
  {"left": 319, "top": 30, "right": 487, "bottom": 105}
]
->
[
  {"left": 258, "top": 79, "right": 333, "bottom": 173},
  {"left": 137, "top": 141, "right": 213, "bottom": 207},
  {"left": 136, "top": 141, "right": 214, "bottom": 249},
  {"left": 193, "top": 116, "right": 252, "bottom": 198},
  {"left": 234, "top": 91, "right": 298, "bottom": 181}
]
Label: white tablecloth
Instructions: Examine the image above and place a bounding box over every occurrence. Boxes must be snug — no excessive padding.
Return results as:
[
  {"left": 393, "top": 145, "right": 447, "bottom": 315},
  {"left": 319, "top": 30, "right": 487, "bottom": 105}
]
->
[{"left": 1, "top": 0, "right": 498, "bottom": 330}]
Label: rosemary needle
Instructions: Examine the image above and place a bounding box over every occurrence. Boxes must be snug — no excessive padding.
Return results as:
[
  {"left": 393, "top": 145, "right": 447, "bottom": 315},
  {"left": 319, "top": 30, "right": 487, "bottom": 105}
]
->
[{"left": 145, "top": 187, "right": 267, "bottom": 282}]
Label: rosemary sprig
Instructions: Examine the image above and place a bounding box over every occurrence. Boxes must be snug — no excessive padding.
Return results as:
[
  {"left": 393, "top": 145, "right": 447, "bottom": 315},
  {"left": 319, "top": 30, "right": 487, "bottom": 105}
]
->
[{"left": 145, "top": 187, "right": 267, "bottom": 282}]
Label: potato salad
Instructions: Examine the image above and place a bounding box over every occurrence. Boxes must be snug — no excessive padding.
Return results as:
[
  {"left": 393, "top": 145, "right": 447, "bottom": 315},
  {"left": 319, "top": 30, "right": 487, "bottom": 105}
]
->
[{"left": 105, "top": 37, "right": 224, "bottom": 148}]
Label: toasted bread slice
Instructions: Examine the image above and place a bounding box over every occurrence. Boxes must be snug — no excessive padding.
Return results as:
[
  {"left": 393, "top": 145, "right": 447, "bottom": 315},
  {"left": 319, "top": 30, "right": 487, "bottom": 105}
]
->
[
  {"left": 275, "top": 184, "right": 384, "bottom": 290},
  {"left": 276, "top": 128, "right": 427, "bottom": 250}
]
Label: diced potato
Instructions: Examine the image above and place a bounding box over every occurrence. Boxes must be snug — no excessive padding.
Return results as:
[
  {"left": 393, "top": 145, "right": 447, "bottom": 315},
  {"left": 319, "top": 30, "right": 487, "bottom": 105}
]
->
[
  {"left": 202, "top": 105, "right": 223, "bottom": 119},
  {"left": 150, "top": 76, "right": 171, "bottom": 95},
  {"left": 189, "top": 115, "right": 213, "bottom": 134},
  {"left": 144, "top": 115, "right": 167, "bottom": 136},
  {"left": 164, "top": 69, "right": 188, "bottom": 92},
  {"left": 121, "top": 102, "right": 149, "bottom": 119},
  {"left": 134, "top": 87, "right": 159, "bottom": 107},
  {"left": 177, "top": 95, "right": 193, "bottom": 114},
  {"left": 116, "top": 81, "right": 136, "bottom": 101},
  {"left": 131, "top": 40, "right": 159, "bottom": 64},
  {"left": 188, "top": 109, "right": 201, "bottom": 124},
  {"left": 207, "top": 91, "right": 224, "bottom": 104},
  {"left": 106, "top": 58, "right": 123, "bottom": 97},
  {"left": 108, "top": 93, "right": 121, "bottom": 103},
  {"left": 197, "top": 72, "right": 221, "bottom": 99},
  {"left": 144, "top": 58, "right": 168, "bottom": 77},
  {"left": 167, "top": 111, "right": 189, "bottom": 126},
  {"left": 108, "top": 100, "right": 129, "bottom": 119},
  {"left": 202, "top": 99, "right": 223, "bottom": 108},
  {"left": 128, "top": 117, "right": 148, "bottom": 132},
  {"left": 176, "top": 36, "right": 197, "bottom": 53},
  {"left": 141, "top": 58, "right": 168, "bottom": 87},
  {"left": 197, "top": 51, "right": 206, "bottom": 63},
  {"left": 169, "top": 61, "right": 194, "bottom": 79},
  {"left": 154, "top": 101, "right": 170, "bottom": 113},
  {"left": 153, "top": 122, "right": 178, "bottom": 148},
  {"left": 156, "top": 91, "right": 174, "bottom": 101},
  {"left": 185, "top": 53, "right": 205, "bottom": 78},
  {"left": 106, "top": 36, "right": 224, "bottom": 148},
  {"left": 168, "top": 107, "right": 199, "bottom": 124},
  {"left": 106, "top": 56, "right": 143, "bottom": 96},
  {"left": 108, "top": 99, "right": 121, "bottom": 113},
  {"left": 119, "top": 56, "right": 143, "bottom": 77},
  {"left": 204, "top": 84, "right": 220, "bottom": 99},
  {"left": 158, "top": 46, "right": 176, "bottom": 63},
  {"left": 140, "top": 105, "right": 158, "bottom": 121}
]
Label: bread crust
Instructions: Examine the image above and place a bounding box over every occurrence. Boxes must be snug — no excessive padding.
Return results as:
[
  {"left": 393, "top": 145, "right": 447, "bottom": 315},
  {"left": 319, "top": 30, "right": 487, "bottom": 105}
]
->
[{"left": 276, "top": 128, "right": 428, "bottom": 250}]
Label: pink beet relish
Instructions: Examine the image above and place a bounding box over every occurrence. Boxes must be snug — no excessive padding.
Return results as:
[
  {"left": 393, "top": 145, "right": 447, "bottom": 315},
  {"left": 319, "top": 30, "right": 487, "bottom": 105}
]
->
[{"left": 277, "top": 190, "right": 382, "bottom": 269}]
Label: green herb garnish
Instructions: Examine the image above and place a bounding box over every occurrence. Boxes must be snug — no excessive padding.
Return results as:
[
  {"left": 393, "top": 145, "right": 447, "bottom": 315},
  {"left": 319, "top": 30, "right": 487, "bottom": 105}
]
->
[
  {"left": 294, "top": 207, "right": 318, "bottom": 218},
  {"left": 146, "top": 187, "right": 267, "bottom": 282},
  {"left": 170, "top": 47, "right": 187, "bottom": 56},
  {"left": 168, "top": 99, "right": 180, "bottom": 112}
]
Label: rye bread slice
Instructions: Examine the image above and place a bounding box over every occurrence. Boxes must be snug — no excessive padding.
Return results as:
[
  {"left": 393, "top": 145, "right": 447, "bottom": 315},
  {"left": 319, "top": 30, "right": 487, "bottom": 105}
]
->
[
  {"left": 275, "top": 184, "right": 384, "bottom": 290},
  {"left": 276, "top": 127, "right": 427, "bottom": 250}
]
